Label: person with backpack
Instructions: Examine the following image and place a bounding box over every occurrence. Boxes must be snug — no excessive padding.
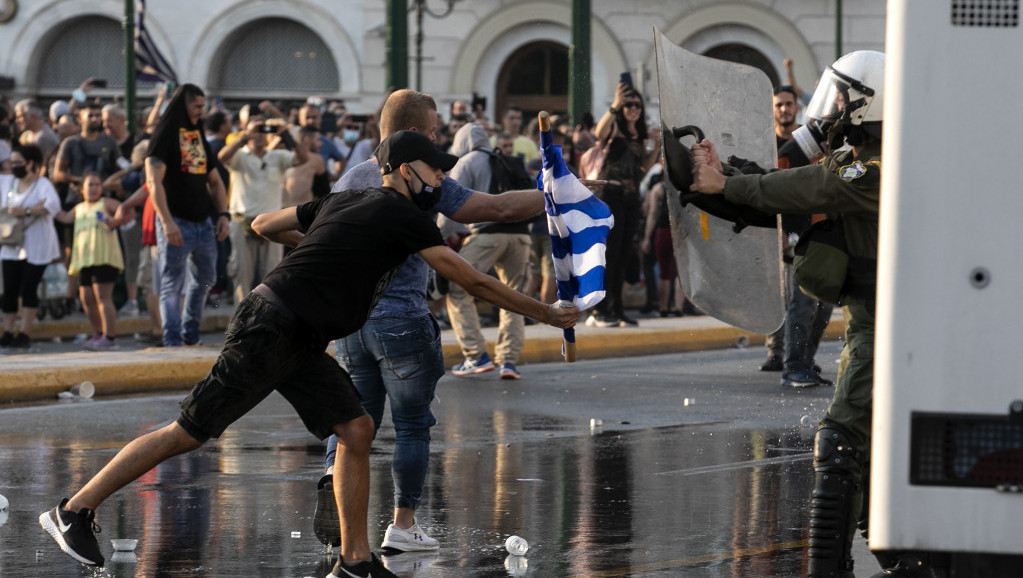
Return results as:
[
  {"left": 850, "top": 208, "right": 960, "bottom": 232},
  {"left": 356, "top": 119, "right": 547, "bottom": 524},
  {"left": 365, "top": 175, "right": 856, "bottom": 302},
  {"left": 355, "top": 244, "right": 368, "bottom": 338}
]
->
[{"left": 445, "top": 122, "right": 536, "bottom": 380}]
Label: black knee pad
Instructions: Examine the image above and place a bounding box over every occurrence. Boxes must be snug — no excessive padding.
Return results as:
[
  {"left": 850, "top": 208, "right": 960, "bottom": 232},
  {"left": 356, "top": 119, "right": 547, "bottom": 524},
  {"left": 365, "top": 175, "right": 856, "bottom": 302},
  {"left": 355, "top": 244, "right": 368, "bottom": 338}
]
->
[{"left": 809, "top": 427, "right": 864, "bottom": 578}]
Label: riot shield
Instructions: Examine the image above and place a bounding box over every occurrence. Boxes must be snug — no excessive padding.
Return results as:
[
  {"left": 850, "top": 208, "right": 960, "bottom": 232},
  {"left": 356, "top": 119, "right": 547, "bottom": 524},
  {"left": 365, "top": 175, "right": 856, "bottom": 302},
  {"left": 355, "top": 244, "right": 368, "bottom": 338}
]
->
[{"left": 654, "top": 27, "right": 785, "bottom": 334}]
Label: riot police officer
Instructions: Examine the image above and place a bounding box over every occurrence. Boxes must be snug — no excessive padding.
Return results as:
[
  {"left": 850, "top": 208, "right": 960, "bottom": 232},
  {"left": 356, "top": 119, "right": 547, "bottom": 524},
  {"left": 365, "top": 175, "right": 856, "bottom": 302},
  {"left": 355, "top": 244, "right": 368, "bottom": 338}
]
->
[{"left": 690, "top": 51, "right": 938, "bottom": 578}]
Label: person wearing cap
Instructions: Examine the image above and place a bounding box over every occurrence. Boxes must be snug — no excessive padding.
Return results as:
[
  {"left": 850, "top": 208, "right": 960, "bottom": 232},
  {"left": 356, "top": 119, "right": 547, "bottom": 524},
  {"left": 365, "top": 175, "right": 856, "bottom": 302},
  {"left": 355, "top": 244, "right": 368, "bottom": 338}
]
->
[{"left": 39, "top": 129, "right": 578, "bottom": 578}]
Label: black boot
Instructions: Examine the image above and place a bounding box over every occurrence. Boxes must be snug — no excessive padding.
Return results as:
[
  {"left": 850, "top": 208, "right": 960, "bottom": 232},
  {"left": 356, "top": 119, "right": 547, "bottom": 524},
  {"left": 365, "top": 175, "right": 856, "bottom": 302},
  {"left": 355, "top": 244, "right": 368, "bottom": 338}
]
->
[{"left": 807, "top": 427, "right": 864, "bottom": 578}]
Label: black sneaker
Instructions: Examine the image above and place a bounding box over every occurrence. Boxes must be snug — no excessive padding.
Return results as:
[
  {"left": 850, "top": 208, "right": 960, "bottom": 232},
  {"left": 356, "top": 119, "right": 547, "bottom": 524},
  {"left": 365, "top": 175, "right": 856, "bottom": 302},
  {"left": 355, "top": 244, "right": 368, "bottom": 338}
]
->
[
  {"left": 314, "top": 474, "right": 341, "bottom": 547},
  {"left": 0, "top": 331, "right": 13, "bottom": 347},
  {"left": 758, "top": 357, "right": 784, "bottom": 372},
  {"left": 327, "top": 553, "right": 398, "bottom": 578},
  {"left": 38, "top": 498, "right": 105, "bottom": 566},
  {"left": 10, "top": 332, "right": 30, "bottom": 348}
]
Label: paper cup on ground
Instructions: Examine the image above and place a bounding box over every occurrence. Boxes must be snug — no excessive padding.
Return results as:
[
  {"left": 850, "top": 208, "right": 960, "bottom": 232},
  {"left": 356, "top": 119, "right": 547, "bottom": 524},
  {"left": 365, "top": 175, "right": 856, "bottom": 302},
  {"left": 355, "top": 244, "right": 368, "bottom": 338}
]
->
[{"left": 71, "top": 381, "right": 95, "bottom": 398}]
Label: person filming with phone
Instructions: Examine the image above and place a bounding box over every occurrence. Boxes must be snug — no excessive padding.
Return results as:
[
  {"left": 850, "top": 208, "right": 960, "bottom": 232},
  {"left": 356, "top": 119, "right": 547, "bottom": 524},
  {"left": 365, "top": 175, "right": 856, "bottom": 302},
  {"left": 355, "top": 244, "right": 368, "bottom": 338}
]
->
[
  {"left": 585, "top": 73, "right": 658, "bottom": 328},
  {"left": 218, "top": 115, "right": 308, "bottom": 305}
]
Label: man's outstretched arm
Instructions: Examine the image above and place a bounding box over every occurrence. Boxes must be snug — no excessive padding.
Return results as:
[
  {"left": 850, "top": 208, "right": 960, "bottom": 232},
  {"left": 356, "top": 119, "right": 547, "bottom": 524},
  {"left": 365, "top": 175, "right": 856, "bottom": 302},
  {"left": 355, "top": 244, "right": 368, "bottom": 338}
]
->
[
  {"left": 420, "top": 244, "right": 578, "bottom": 328},
  {"left": 251, "top": 207, "right": 304, "bottom": 247}
]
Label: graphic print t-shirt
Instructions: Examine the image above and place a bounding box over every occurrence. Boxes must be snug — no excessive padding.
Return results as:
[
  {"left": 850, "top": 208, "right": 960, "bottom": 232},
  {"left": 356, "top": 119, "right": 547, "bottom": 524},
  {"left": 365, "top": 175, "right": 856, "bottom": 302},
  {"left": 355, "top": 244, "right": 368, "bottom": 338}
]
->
[
  {"left": 262, "top": 188, "right": 446, "bottom": 343},
  {"left": 149, "top": 127, "right": 218, "bottom": 222}
]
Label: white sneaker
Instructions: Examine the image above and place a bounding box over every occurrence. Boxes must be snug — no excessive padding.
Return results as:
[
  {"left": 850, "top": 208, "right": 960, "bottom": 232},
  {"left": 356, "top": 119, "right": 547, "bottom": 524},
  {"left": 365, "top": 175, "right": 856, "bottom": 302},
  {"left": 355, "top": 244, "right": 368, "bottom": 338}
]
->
[
  {"left": 121, "top": 300, "right": 141, "bottom": 317},
  {"left": 381, "top": 519, "right": 439, "bottom": 551}
]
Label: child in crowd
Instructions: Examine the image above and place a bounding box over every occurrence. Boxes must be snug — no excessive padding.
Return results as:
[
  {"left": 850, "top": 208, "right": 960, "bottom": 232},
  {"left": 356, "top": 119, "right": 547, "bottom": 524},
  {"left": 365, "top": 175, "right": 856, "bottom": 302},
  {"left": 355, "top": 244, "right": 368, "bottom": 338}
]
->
[{"left": 55, "top": 173, "right": 125, "bottom": 351}]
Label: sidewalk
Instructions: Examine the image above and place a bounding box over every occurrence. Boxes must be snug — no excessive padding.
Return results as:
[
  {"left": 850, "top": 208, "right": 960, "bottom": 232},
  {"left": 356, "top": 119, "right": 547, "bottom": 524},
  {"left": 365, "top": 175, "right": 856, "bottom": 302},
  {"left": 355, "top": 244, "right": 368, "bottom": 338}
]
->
[{"left": 0, "top": 304, "right": 846, "bottom": 404}]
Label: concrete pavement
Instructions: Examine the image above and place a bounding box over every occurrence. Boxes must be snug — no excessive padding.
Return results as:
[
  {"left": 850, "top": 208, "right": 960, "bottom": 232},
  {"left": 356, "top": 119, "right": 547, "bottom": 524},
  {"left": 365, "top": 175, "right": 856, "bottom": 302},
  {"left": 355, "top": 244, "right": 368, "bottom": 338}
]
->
[{"left": 0, "top": 304, "right": 846, "bottom": 404}]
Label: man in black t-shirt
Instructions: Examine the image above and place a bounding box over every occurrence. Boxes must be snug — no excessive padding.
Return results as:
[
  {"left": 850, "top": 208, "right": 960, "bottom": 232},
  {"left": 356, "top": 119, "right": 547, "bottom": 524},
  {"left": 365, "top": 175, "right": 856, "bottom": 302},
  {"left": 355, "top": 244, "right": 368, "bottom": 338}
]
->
[
  {"left": 40, "top": 130, "right": 578, "bottom": 578},
  {"left": 146, "top": 85, "right": 230, "bottom": 347}
]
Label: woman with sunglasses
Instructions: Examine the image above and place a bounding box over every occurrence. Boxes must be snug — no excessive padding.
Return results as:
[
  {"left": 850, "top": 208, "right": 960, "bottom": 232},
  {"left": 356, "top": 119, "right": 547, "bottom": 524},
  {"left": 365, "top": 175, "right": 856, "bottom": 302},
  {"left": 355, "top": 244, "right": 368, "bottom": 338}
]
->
[{"left": 587, "top": 80, "right": 658, "bottom": 328}]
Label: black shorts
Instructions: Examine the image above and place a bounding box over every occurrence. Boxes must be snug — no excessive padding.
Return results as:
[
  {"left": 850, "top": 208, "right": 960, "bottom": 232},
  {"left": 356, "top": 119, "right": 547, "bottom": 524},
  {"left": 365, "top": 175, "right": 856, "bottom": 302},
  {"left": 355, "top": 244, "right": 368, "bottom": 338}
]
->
[
  {"left": 176, "top": 286, "right": 366, "bottom": 442},
  {"left": 79, "top": 265, "right": 120, "bottom": 285}
]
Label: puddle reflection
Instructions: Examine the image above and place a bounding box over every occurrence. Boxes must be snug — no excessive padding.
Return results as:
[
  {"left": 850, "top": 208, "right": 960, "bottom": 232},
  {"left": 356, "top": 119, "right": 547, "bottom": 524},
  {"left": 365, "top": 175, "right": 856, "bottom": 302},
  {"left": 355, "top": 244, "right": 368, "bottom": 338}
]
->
[{"left": 0, "top": 398, "right": 815, "bottom": 577}]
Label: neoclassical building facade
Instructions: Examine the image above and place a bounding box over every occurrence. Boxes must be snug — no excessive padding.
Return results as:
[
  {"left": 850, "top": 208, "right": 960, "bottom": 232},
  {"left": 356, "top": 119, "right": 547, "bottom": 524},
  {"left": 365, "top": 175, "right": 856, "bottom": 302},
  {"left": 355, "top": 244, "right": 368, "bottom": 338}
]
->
[{"left": 0, "top": 0, "right": 886, "bottom": 121}]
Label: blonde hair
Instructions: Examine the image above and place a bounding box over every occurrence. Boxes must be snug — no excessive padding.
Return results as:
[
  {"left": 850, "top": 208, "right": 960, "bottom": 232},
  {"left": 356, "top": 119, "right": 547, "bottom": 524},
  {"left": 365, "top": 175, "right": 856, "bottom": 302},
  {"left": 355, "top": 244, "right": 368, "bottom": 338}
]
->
[{"left": 379, "top": 89, "right": 437, "bottom": 136}]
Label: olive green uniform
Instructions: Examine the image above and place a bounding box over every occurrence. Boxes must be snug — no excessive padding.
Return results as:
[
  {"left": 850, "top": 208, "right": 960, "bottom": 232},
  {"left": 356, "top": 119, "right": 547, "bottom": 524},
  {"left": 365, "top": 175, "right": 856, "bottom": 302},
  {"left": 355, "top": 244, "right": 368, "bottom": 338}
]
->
[
  {"left": 721, "top": 141, "right": 881, "bottom": 577},
  {"left": 722, "top": 141, "right": 880, "bottom": 451}
]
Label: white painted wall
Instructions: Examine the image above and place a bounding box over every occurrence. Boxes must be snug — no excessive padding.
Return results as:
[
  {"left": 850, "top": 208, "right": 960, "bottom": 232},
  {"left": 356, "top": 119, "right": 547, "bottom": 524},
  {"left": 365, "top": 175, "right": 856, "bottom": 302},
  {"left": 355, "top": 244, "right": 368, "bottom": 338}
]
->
[{"left": 0, "top": 0, "right": 886, "bottom": 120}]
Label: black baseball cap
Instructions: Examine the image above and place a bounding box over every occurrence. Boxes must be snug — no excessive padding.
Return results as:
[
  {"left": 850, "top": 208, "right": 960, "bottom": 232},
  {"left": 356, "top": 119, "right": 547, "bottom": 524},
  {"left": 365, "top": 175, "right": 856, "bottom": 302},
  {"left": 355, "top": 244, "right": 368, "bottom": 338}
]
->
[{"left": 376, "top": 130, "right": 458, "bottom": 175}]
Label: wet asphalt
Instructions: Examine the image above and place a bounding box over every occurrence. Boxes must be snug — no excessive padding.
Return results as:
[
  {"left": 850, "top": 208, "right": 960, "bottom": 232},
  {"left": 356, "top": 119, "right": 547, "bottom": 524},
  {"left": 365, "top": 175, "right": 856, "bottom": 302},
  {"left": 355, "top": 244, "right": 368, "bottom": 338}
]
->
[{"left": 0, "top": 342, "right": 881, "bottom": 577}]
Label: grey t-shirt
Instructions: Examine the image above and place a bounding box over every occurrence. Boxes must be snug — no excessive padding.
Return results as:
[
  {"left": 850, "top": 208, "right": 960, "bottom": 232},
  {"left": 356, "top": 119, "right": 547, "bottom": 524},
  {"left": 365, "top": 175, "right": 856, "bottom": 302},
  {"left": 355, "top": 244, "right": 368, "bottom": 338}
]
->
[{"left": 332, "top": 159, "right": 473, "bottom": 319}]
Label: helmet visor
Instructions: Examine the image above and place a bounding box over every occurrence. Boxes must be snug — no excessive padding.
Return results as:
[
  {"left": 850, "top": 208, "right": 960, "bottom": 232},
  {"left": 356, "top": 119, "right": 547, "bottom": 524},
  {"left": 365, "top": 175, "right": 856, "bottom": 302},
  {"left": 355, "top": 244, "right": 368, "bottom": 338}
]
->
[{"left": 805, "top": 67, "right": 875, "bottom": 126}]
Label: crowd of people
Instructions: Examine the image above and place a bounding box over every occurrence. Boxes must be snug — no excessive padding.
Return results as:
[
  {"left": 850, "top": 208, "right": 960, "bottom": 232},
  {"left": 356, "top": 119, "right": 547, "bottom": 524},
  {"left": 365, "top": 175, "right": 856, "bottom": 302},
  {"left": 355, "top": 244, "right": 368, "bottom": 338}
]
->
[{"left": 0, "top": 78, "right": 698, "bottom": 355}]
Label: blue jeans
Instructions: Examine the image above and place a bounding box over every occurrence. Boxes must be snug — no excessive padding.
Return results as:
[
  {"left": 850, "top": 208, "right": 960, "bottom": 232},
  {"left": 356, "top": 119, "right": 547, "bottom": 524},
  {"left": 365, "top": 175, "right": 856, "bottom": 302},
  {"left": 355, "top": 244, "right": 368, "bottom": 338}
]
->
[
  {"left": 784, "top": 286, "right": 834, "bottom": 373},
  {"left": 156, "top": 216, "right": 217, "bottom": 346},
  {"left": 326, "top": 315, "right": 444, "bottom": 511}
]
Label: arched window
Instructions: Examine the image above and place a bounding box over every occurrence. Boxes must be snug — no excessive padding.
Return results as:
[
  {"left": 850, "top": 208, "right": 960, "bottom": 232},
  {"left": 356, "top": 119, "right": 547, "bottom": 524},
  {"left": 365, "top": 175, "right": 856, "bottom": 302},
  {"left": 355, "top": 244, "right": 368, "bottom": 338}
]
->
[
  {"left": 37, "top": 16, "right": 124, "bottom": 92},
  {"left": 210, "top": 18, "right": 339, "bottom": 95},
  {"left": 703, "top": 43, "right": 779, "bottom": 88},
  {"left": 495, "top": 41, "right": 569, "bottom": 124}
]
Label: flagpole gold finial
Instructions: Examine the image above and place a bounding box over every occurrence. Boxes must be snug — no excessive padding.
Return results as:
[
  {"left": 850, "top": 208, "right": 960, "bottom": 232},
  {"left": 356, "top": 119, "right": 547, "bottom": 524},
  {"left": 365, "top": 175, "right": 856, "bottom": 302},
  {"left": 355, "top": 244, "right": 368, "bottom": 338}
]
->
[{"left": 538, "top": 111, "right": 550, "bottom": 132}]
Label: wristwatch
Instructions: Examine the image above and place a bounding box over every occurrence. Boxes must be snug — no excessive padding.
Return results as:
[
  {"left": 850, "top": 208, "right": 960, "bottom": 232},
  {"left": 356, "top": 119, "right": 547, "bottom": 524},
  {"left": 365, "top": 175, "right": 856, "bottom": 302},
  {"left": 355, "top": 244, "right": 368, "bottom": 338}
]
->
[
  {"left": 25, "top": 207, "right": 30, "bottom": 216},
  {"left": 608, "top": 106, "right": 619, "bottom": 115}
]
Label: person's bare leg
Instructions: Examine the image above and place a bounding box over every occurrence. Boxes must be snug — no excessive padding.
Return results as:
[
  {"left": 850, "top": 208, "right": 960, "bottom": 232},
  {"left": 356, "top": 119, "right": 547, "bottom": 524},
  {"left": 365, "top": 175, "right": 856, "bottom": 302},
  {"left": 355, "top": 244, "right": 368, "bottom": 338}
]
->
[
  {"left": 394, "top": 506, "right": 415, "bottom": 529},
  {"left": 96, "top": 281, "right": 117, "bottom": 337},
  {"left": 18, "top": 306, "right": 38, "bottom": 336},
  {"left": 332, "top": 414, "right": 375, "bottom": 563},
  {"left": 66, "top": 422, "right": 202, "bottom": 512},
  {"left": 81, "top": 285, "right": 101, "bottom": 336}
]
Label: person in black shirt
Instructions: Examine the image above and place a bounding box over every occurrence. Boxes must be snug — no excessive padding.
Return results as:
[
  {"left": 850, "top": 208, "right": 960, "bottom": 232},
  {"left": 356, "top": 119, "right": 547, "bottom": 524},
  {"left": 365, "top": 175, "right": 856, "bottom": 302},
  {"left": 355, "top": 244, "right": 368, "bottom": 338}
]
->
[{"left": 39, "top": 130, "right": 578, "bottom": 578}]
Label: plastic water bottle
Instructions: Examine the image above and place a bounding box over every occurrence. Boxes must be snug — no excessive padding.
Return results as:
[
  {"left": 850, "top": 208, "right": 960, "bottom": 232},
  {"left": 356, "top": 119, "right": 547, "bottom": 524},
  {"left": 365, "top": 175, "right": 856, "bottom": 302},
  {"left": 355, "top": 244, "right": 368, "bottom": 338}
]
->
[{"left": 505, "top": 535, "right": 529, "bottom": 556}]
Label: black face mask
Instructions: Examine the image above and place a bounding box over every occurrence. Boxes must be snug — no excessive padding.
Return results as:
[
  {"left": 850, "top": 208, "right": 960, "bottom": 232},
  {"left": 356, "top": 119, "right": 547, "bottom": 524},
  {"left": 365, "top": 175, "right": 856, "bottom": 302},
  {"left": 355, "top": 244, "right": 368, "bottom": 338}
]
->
[
  {"left": 11, "top": 165, "right": 28, "bottom": 179},
  {"left": 406, "top": 166, "right": 441, "bottom": 211}
]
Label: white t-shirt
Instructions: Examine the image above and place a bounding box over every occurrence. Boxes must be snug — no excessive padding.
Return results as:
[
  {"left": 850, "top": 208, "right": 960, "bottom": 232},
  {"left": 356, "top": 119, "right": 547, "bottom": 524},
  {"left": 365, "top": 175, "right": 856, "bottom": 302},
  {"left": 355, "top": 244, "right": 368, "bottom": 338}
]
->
[
  {"left": 226, "top": 147, "right": 294, "bottom": 217},
  {"left": 0, "top": 175, "right": 62, "bottom": 265}
]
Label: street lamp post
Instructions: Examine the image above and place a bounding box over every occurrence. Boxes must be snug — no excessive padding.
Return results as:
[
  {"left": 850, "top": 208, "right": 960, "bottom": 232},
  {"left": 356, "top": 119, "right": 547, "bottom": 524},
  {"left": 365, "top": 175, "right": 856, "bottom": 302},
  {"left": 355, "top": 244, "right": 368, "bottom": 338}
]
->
[{"left": 412, "top": 0, "right": 459, "bottom": 91}]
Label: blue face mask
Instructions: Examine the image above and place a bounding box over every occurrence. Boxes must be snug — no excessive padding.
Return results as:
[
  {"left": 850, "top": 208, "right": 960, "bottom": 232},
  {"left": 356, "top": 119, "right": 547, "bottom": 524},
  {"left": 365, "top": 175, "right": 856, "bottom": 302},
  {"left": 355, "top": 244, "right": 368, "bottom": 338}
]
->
[
  {"left": 406, "top": 167, "right": 442, "bottom": 211},
  {"left": 343, "top": 129, "right": 360, "bottom": 143}
]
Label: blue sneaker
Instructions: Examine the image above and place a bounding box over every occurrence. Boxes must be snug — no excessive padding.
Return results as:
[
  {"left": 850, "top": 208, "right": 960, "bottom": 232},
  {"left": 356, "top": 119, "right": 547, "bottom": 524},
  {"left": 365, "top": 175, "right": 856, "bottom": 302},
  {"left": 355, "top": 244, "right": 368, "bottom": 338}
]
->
[
  {"left": 452, "top": 352, "right": 495, "bottom": 376},
  {"left": 499, "top": 363, "right": 521, "bottom": 380},
  {"left": 781, "top": 369, "right": 820, "bottom": 388}
]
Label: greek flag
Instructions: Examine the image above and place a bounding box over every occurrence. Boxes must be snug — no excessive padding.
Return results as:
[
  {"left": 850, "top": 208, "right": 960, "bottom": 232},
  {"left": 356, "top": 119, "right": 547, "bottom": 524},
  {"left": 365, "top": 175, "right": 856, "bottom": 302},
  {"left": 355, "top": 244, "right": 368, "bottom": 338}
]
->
[
  {"left": 135, "top": 0, "right": 177, "bottom": 83},
  {"left": 539, "top": 131, "right": 613, "bottom": 311}
]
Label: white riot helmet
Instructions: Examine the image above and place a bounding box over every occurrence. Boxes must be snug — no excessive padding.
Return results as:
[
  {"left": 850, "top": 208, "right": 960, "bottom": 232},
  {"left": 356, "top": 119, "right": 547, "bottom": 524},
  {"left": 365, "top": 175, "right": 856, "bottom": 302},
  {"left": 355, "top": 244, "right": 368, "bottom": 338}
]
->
[{"left": 804, "top": 50, "right": 885, "bottom": 148}]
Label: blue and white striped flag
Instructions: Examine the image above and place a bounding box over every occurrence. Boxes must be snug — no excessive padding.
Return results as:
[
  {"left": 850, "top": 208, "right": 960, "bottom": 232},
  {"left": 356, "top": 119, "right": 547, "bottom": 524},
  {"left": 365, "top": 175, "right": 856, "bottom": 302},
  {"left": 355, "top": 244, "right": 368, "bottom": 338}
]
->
[
  {"left": 539, "top": 130, "right": 614, "bottom": 311},
  {"left": 135, "top": 0, "right": 178, "bottom": 83}
]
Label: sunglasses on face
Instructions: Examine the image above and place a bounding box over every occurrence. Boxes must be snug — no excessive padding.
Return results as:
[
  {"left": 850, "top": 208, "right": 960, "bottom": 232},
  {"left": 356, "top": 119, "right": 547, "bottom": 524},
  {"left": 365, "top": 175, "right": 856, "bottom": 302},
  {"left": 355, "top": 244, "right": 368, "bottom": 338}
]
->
[{"left": 622, "top": 102, "right": 642, "bottom": 110}]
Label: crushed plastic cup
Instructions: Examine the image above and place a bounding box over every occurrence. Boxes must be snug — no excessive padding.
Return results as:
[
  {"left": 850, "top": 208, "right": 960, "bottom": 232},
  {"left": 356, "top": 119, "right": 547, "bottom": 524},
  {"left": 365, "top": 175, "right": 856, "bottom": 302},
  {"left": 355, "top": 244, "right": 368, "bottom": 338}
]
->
[
  {"left": 110, "top": 551, "right": 137, "bottom": 563},
  {"left": 505, "top": 535, "right": 529, "bottom": 556},
  {"left": 800, "top": 414, "right": 816, "bottom": 428},
  {"left": 504, "top": 553, "right": 528, "bottom": 576},
  {"left": 111, "top": 538, "right": 138, "bottom": 551}
]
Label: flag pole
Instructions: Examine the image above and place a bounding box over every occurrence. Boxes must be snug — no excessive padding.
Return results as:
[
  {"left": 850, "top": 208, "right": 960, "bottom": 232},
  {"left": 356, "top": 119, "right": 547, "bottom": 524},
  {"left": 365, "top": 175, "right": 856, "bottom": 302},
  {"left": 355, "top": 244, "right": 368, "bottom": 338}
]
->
[
  {"left": 539, "top": 111, "right": 578, "bottom": 362},
  {"left": 124, "top": 0, "right": 136, "bottom": 137}
]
